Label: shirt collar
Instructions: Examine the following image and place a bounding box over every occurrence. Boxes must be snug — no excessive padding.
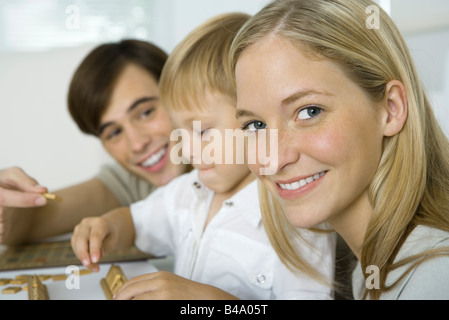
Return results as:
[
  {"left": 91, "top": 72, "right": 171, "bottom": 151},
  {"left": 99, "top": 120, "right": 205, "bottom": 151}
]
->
[{"left": 190, "top": 170, "right": 262, "bottom": 228}]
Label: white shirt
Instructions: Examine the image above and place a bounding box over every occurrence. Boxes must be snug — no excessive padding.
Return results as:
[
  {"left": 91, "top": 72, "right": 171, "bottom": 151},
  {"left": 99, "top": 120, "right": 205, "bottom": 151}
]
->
[{"left": 131, "top": 169, "right": 336, "bottom": 300}]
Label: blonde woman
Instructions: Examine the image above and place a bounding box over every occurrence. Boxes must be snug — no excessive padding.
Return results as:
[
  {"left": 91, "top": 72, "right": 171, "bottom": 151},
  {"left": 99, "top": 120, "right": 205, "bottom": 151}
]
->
[{"left": 230, "top": 0, "right": 449, "bottom": 299}]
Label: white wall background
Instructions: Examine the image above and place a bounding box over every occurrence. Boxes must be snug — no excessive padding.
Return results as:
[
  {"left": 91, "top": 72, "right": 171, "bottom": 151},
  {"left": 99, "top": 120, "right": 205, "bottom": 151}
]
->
[
  {"left": 0, "top": 0, "right": 269, "bottom": 190},
  {"left": 0, "top": 0, "right": 448, "bottom": 190}
]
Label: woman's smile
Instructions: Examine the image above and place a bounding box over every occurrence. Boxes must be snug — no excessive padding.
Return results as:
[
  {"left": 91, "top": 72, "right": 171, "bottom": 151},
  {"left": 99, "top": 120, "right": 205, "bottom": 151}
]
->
[{"left": 276, "top": 170, "right": 327, "bottom": 200}]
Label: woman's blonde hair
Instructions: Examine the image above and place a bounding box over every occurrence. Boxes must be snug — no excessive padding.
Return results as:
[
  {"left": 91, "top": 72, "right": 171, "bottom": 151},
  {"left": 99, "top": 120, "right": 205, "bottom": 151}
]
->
[
  {"left": 160, "top": 12, "right": 250, "bottom": 111},
  {"left": 230, "top": 0, "right": 449, "bottom": 299}
]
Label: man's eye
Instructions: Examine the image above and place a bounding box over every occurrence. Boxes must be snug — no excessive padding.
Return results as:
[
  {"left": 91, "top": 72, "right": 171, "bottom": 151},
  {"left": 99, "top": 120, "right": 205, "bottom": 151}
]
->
[
  {"left": 297, "top": 106, "right": 322, "bottom": 120},
  {"left": 104, "top": 128, "right": 122, "bottom": 140},
  {"left": 242, "top": 121, "right": 267, "bottom": 132}
]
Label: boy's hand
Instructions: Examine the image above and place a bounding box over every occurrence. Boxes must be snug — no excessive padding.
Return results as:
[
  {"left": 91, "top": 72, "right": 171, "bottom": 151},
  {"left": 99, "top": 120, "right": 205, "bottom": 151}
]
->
[
  {"left": 113, "top": 271, "right": 239, "bottom": 300},
  {"left": 71, "top": 217, "right": 118, "bottom": 272}
]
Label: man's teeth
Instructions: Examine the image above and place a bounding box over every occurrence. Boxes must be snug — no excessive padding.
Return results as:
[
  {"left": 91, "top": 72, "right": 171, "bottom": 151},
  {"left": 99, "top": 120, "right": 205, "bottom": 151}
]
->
[
  {"left": 141, "top": 147, "right": 167, "bottom": 167},
  {"left": 279, "top": 171, "right": 326, "bottom": 191}
]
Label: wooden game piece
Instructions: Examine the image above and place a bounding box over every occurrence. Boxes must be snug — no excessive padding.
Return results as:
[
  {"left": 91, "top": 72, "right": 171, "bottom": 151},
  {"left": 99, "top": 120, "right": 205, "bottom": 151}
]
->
[
  {"left": 27, "top": 275, "right": 49, "bottom": 300},
  {"left": 2, "top": 286, "right": 22, "bottom": 294},
  {"left": 10, "top": 278, "right": 27, "bottom": 285},
  {"left": 38, "top": 275, "right": 51, "bottom": 281},
  {"left": 79, "top": 269, "right": 92, "bottom": 275},
  {"left": 51, "top": 274, "right": 67, "bottom": 281},
  {"left": 0, "top": 278, "right": 11, "bottom": 286},
  {"left": 100, "top": 265, "right": 127, "bottom": 300},
  {"left": 42, "top": 193, "right": 63, "bottom": 202}
]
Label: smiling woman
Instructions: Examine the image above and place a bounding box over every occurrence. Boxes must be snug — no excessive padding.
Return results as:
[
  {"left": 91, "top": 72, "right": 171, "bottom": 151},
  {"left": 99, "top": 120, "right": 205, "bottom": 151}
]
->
[{"left": 230, "top": 0, "right": 449, "bottom": 300}]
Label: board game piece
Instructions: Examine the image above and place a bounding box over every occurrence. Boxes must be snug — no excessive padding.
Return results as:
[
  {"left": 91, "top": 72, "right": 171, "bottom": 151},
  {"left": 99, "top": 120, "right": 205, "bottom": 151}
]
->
[
  {"left": 10, "top": 278, "right": 27, "bottom": 285},
  {"left": 42, "top": 193, "right": 63, "bottom": 202},
  {"left": 100, "top": 265, "right": 127, "bottom": 300},
  {"left": 79, "top": 269, "right": 92, "bottom": 275},
  {"left": 27, "top": 275, "right": 49, "bottom": 300},
  {"left": 2, "top": 286, "right": 21, "bottom": 294},
  {"left": 51, "top": 274, "right": 67, "bottom": 281},
  {"left": 38, "top": 275, "right": 51, "bottom": 281},
  {"left": 0, "top": 279, "right": 11, "bottom": 286}
]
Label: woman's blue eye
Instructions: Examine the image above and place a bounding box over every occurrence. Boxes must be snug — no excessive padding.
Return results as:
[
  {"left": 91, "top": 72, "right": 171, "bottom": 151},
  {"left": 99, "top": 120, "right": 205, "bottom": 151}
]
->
[
  {"left": 297, "top": 106, "right": 322, "bottom": 120},
  {"left": 242, "top": 121, "right": 267, "bottom": 132}
]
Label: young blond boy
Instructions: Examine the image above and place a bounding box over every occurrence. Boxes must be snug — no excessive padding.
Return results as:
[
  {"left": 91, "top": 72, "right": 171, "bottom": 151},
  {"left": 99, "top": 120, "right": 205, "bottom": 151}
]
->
[{"left": 71, "top": 13, "right": 335, "bottom": 300}]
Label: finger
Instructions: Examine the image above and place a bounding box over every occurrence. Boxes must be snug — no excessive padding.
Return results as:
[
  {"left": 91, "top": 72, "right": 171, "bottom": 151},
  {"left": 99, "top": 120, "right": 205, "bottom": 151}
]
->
[
  {"left": 88, "top": 262, "right": 100, "bottom": 272},
  {"left": 0, "top": 188, "right": 47, "bottom": 208},
  {"left": 71, "top": 224, "right": 93, "bottom": 269},
  {"left": 114, "top": 278, "right": 157, "bottom": 300},
  {"left": 121, "top": 272, "right": 160, "bottom": 287},
  {"left": 126, "top": 292, "right": 160, "bottom": 300},
  {"left": 0, "top": 209, "right": 5, "bottom": 243},
  {"left": 88, "top": 224, "right": 109, "bottom": 265},
  {"left": 0, "top": 167, "right": 47, "bottom": 193},
  {"left": 115, "top": 272, "right": 171, "bottom": 300}
]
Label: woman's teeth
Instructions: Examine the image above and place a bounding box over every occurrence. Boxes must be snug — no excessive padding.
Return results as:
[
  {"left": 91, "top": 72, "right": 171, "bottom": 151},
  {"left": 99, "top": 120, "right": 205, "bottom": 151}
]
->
[
  {"left": 279, "top": 171, "right": 326, "bottom": 190},
  {"left": 141, "top": 146, "right": 167, "bottom": 167}
]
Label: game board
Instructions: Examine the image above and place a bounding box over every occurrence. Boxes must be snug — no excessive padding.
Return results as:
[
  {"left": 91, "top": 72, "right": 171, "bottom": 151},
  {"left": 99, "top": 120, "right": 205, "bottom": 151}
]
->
[{"left": 0, "top": 240, "right": 154, "bottom": 271}]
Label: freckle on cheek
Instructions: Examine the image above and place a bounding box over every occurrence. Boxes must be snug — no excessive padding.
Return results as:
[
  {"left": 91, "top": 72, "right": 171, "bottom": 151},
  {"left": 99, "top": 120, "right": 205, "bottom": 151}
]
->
[{"left": 313, "top": 133, "right": 339, "bottom": 156}]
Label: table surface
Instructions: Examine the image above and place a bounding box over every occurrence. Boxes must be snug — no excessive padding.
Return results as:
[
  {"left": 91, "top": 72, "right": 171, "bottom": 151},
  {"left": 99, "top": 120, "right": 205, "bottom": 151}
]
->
[{"left": 0, "top": 260, "right": 157, "bottom": 300}]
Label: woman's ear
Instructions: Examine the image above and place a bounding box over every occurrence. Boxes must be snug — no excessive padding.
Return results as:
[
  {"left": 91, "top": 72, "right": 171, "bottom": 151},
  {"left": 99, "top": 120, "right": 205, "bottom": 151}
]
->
[{"left": 382, "top": 80, "right": 408, "bottom": 137}]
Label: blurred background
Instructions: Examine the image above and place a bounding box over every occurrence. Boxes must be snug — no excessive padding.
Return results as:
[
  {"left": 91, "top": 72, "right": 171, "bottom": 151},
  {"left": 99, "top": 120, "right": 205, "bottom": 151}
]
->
[{"left": 0, "top": 0, "right": 448, "bottom": 190}]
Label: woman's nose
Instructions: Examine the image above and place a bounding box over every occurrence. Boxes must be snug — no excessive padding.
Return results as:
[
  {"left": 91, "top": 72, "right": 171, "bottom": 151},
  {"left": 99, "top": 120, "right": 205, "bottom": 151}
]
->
[{"left": 274, "top": 129, "right": 301, "bottom": 173}]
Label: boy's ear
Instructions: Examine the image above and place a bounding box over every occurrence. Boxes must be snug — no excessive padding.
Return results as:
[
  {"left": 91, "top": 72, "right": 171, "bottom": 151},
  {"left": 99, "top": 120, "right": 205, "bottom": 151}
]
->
[{"left": 382, "top": 80, "right": 408, "bottom": 137}]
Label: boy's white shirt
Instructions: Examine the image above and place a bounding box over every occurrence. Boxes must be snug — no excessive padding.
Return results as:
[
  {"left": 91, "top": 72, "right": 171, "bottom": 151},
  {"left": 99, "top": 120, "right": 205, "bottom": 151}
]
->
[{"left": 131, "top": 169, "right": 336, "bottom": 300}]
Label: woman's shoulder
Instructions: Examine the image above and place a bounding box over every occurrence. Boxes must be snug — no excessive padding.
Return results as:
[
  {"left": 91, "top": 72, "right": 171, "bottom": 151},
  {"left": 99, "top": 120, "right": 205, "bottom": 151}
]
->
[
  {"left": 385, "top": 225, "right": 449, "bottom": 300},
  {"left": 399, "top": 225, "right": 449, "bottom": 257}
]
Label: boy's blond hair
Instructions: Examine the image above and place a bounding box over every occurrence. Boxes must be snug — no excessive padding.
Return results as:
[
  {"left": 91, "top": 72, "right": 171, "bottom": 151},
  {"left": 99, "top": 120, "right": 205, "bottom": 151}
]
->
[{"left": 160, "top": 12, "right": 250, "bottom": 111}]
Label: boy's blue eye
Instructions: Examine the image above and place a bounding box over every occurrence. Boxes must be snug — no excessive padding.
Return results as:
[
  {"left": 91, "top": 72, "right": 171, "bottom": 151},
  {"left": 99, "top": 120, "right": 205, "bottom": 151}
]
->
[
  {"left": 141, "top": 107, "right": 155, "bottom": 119},
  {"left": 242, "top": 121, "right": 267, "bottom": 132},
  {"left": 297, "top": 106, "right": 322, "bottom": 120}
]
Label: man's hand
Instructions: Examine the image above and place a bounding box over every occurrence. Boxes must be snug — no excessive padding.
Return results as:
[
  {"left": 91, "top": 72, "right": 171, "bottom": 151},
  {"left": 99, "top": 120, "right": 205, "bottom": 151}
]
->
[
  {"left": 0, "top": 167, "right": 48, "bottom": 244},
  {"left": 0, "top": 167, "right": 47, "bottom": 208}
]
